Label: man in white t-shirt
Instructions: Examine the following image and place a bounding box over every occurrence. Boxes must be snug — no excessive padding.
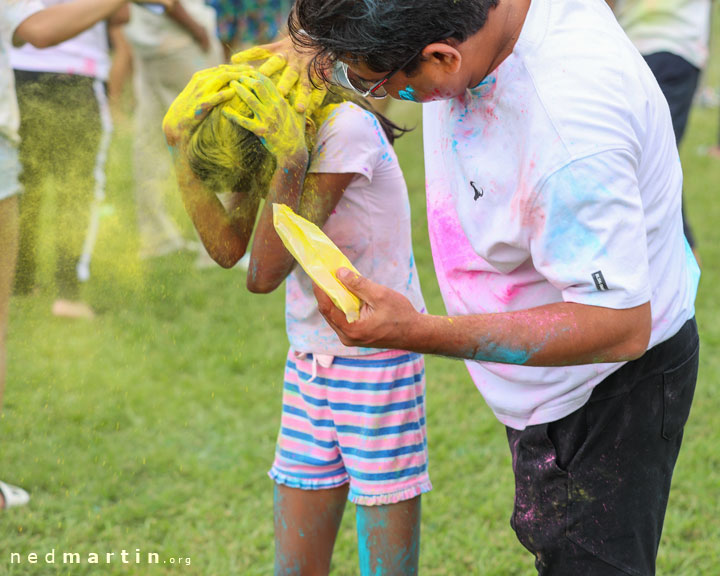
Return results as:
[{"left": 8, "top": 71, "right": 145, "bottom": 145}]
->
[
  {"left": 610, "top": 0, "right": 712, "bottom": 257},
  {"left": 0, "top": 0, "right": 172, "bottom": 511},
  {"left": 288, "top": 0, "right": 701, "bottom": 573}
]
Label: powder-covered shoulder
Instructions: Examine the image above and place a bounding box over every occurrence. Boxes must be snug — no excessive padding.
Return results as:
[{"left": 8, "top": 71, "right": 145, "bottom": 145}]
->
[
  {"left": 317, "top": 101, "right": 390, "bottom": 149},
  {"left": 310, "top": 101, "right": 392, "bottom": 179}
]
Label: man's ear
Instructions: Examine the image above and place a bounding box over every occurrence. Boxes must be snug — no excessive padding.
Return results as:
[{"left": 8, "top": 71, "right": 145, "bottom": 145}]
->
[{"left": 421, "top": 42, "right": 463, "bottom": 74}]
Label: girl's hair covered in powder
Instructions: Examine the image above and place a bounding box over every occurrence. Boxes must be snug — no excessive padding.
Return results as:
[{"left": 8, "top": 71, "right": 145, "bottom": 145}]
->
[{"left": 186, "top": 65, "right": 408, "bottom": 195}]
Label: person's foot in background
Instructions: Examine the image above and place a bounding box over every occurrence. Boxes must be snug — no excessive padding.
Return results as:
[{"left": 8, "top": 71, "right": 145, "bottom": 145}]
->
[
  {"left": 52, "top": 299, "right": 95, "bottom": 319},
  {"left": 0, "top": 481, "right": 30, "bottom": 510}
]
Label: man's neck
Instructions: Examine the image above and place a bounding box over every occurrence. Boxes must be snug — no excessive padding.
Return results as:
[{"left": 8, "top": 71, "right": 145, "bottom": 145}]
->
[{"left": 464, "top": 0, "right": 532, "bottom": 88}]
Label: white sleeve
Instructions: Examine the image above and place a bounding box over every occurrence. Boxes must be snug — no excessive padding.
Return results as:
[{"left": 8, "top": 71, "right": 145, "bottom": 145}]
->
[
  {"left": 529, "top": 149, "right": 651, "bottom": 309},
  {"left": 307, "top": 102, "right": 383, "bottom": 182},
  {"left": 1, "top": 1, "right": 45, "bottom": 45}
]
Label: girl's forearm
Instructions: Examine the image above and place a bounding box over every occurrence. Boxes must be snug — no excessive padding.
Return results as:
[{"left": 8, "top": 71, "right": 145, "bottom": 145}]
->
[
  {"left": 175, "top": 155, "right": 254, "bottom": 268},
  {"left": 247, "top": 152, "right": 309, "bottom": 292}
]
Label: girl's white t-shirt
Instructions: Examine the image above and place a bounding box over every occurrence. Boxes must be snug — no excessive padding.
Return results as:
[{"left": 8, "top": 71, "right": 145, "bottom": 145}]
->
[
  {"left": 285, "top": 102, "right": 426, "bottom": 357},
  {"left": 423, "top": 0, "right": 700, "bottom": 430},
  {"left": 11, "top": 0, "right": 110, "bottom": 81}
]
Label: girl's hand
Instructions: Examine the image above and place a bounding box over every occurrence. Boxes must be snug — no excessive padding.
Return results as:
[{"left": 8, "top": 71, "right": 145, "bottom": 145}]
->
[
  {"left": 231, "top": 40, "right": 324, "bottom": 113},
  {"left": 224, "top": 71, "right": 308, "bottom": 161},
  {"left": 162, "top": 65, "right": 248, "bottom": 149}
]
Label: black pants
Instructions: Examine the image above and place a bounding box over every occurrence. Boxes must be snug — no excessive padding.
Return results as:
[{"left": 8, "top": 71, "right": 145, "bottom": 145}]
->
[
  {"left": 644, "top": 52, "right": 701, "bottom": 248},
  {"left": 507, "top": 318, "right": 699, "bottom": 575},
  {"left": 13, "top": 70, "right": 102, "bottom": 299}
]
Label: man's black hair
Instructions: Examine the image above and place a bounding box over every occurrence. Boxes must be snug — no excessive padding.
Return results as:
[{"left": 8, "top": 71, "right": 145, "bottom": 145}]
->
[{"left": 289, "top": 0, "right": 499, "bottom": 82}]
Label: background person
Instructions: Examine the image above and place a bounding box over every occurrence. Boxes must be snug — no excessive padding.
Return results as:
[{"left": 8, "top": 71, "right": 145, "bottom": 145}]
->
[
  {"left": 609, "top": 0, "right": 713, "bottom": 262},
  {"left": 0, "top": 0, "right": 173, "bottom": 510},
  {"left": 11, "top": 0, "right": 127, "bottom": 319},
  {"left": 124, "top": 0, "right": 222, "bottom": 260}
]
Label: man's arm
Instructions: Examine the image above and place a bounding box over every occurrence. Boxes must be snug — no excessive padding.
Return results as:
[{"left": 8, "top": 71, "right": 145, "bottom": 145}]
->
[
  {"left": 14, "top": 0, "right": 173, "bottom": 48},
  {"left": 315, "top": 270, "right": 651, "bottom": 366}
]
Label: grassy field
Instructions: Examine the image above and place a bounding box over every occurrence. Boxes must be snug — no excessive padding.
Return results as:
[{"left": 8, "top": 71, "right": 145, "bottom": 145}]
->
[{"left": 2, "top": 22, "right": 720, "bottom": 576}]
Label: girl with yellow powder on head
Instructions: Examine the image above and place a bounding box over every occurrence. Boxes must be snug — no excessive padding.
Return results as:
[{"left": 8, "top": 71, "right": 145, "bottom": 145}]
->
[{"left": 164, "top": 57, "right": 430, "bottom": 575}]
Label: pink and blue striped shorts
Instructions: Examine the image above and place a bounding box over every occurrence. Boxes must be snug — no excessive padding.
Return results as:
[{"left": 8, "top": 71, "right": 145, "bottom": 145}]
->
[{"left": 269, "top": 349, "right": 432, "bottom": 506}]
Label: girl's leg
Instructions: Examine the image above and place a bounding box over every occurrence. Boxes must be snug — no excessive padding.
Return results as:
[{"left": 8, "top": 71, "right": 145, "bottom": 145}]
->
[
  {"left": 274, "top": 483, "right": 349, "bottom": 576},
  {"left": 356, "top": 495, "right": 422, "bottom": 576}
]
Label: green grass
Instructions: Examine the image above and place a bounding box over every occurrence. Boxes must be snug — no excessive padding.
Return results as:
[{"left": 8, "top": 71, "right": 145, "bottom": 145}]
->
[{"left": 3, "top": 24, "right": 720, "bottom": 576}]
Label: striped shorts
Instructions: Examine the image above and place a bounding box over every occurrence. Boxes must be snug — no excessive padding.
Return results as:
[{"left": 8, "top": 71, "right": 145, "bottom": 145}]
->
[{"left": 269, "top": 349, "right": 432, "bottom": 506}]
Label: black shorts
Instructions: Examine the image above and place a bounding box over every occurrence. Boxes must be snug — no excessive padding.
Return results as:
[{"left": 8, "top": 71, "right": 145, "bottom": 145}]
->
[{"left": 507, "top": 318, "right": 699, "bottom": 575}]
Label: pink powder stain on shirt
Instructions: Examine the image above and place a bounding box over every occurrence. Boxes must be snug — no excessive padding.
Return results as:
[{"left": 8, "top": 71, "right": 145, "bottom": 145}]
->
[
  {"left": 427, "top": 184, "right": 490, "bottom": 312},
  {"left": 497, "top": 283, "right": 522, "bottom": 306},
  {"left": 510, "top": 157, "right": 546, "bottom": 236},
  {"left": 80, "top": 58, "right": 97, "bottom": 77}
]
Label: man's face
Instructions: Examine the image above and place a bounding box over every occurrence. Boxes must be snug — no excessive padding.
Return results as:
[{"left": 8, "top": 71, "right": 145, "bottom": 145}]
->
[{"left": 345, "top": 59, "right": 468, "bottom": 103}]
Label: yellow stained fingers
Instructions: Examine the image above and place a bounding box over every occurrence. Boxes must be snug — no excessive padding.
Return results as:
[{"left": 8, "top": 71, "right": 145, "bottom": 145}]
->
[
  {"left": 229, "top": 80, "right": 268, "bottom": 124},
  {"left": 221, "top": 108, "right": 260, "bottom": 134},
  {"left": 193, "top": 86, "right": 236, "bottom": 116},
  {"left": 275, "top": 66, "right": 300, "bottom": 97},
  {"left": 163, "top": 66, "right": 252, "bottom": 146},
  {"left": 309, "top": 88, "right": 327, "bottom": 114},
  {"left": 230, "top": 46, "right": 276, "bottom": 65},
  {"left": 257, "top": 54, "right": 288, "bottom": 78},
  {"left": 293, "top": 81, "right": 313, "bottom": 113}
]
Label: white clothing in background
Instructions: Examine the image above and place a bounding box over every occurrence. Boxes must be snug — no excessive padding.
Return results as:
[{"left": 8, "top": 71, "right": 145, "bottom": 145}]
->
[{"left": 614, "top": 0, "right": 712, "bottom": 69}]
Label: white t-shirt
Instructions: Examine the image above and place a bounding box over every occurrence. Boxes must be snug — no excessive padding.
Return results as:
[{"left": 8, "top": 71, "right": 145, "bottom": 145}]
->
[
  {"left": 423, "top": 0, "right": 700, "bottom": 430},
  {"left": 11, "top": 0, "right": 110, "bottom": 81},
  {"left": 614, "top": 0, "right": 712, "bottom": 69},
  {"left": 286, "top": 101, "right": 426, "bottom": 356},
  {"left": 0, "top": 0, "right": 43, "bottom": 143}
]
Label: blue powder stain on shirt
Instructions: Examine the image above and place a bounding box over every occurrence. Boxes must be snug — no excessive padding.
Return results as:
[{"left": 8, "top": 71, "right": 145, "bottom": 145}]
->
[
  {"left": 398, "top": 85, "right": 418, "bottom": 102},
  {"left": 539, "top": 162, "right": 609, "bottom": 266},
  {"left": 407, "top": 254, "right": 415, "bottom": 289},
  {"left": 470, "top": 74, "right": 497, "bottom": 97}
]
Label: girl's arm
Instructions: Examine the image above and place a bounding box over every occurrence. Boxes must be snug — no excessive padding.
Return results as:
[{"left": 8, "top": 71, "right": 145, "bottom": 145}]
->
[
  {"left": 163, "top": 66, "right": 258, "bottom": 266},
  {"left": 247, "top": 170, "right": 354, "bottom": 293},
  {"left": 220, "top": 70, "right": 350, "bottom": 292},
  {"left": 173, "top": 150, "right": 259, "bottom": 268}
]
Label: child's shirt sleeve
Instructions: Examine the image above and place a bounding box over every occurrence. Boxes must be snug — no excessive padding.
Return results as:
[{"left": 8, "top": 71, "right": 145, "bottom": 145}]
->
[
  {"left": 529, "top": 148, "right": 652, "bottom": 310},
  {"left": 307, "top": 102, "right": 384, "bottom": 183},
  {"left": 1, "top": 1, "right": 45, "bottom": 45}
]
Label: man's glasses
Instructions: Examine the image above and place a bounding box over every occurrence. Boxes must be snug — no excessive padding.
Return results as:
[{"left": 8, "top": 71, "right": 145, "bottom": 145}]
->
[{"left": 333, "top": 49, "right": 423, "bottom": 99}]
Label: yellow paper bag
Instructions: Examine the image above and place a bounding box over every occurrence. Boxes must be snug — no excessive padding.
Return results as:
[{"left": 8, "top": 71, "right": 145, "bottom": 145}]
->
[{"left": 272, "top": 203, "right": 361, "bottom": 323}]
